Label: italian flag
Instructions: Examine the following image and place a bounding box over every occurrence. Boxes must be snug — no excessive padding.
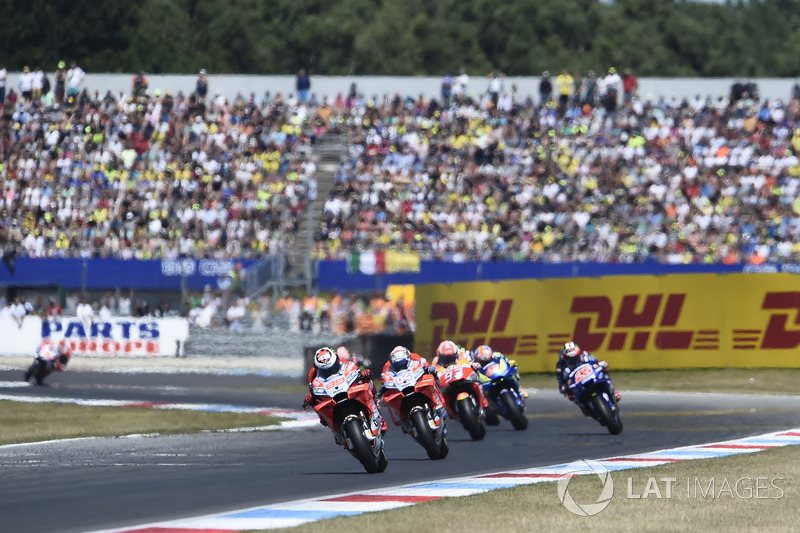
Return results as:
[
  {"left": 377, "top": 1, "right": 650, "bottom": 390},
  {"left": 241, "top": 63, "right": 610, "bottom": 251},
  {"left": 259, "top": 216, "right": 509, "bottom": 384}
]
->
[
  {"left": 348, "top": 251, "right": 421, "bottom": 275},
  {"left": 348, "top": 251, "right": 386, "bottom": 274}
]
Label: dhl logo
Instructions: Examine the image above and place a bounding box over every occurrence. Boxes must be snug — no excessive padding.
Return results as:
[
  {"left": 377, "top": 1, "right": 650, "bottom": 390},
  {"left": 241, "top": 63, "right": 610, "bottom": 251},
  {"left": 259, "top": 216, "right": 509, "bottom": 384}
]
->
[
  {"left": 423, "top": 291, "right": 800, "bottom": 359},
  {"left": 733, "top": 291, "right": 800, "bottom": 350},
  {"left": 425, "top": 299, "right": 533, "bottom": 357},
  {"left": 566, "top": 293, "right": 717, "bottom": 352}
]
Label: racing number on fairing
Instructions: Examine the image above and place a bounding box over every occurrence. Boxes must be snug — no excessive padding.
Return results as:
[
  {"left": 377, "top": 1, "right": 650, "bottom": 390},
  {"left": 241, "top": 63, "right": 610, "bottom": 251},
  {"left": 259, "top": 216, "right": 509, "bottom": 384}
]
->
[
  {"left": 441, "top": 366, "right": 464, "bottom": 383},
  {"left": 572, "top": 365, "right": 593, "bottom": 383}
]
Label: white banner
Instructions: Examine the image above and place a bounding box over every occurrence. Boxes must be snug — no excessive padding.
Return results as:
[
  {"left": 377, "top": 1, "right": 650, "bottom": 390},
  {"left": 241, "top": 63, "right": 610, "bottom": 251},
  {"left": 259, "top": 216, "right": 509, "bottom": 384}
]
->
[{"left": 0, "top": 316, "right": 190, "bottom": 357}]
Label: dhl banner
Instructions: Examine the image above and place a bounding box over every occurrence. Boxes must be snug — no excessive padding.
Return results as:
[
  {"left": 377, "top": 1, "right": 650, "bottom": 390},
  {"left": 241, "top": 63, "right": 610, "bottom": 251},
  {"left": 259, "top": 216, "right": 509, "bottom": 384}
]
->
[{"left": 415, "top": 274, "right": 800, "bottom": 372}]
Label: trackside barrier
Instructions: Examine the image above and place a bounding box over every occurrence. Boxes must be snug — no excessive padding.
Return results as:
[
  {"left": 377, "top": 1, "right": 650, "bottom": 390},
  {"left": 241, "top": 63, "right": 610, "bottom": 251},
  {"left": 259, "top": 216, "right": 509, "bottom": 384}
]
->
[
  {"left": 415, "top": 273, "right": 800, "bottom": 372},
  {"left": 0, "top": 317, "right": 190, "bottom": 357}
]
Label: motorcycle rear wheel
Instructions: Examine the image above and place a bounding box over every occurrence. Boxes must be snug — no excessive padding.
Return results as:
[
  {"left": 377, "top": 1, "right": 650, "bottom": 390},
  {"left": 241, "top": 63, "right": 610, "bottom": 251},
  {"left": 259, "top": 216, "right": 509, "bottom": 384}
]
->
[
  {"left": 500, "top": 391, "right": 528, "bottom": 430},
  {"left": 456, "top": 397, "right": 486, "bottom": 440},
  {"left": 484, "top": 404, "right": 501, "bottom": 426},
  {"left": 343, "top": 418, "right": 381, "bottom": 473}
]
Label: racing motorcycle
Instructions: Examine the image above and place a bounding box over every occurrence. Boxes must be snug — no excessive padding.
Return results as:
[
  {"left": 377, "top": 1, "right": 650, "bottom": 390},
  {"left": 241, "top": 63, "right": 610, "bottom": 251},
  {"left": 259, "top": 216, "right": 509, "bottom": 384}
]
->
[
  {"left": 23, "top": 351, "right": 68, "bottom": 386},
  {"left": 308, "top": 365, "right": 388, "bottom": 473},
  {"left": 381, "top": 364, "right": 449, "bottom": 460},
  {"left": 438, "top": 363, "right": 487, "bottom": 440},
  {"left": 566, "top": 362, "right": 623, "bottom": 435},
  {"left": 480, "top": 358, "right": 528, "bottom": 430}
]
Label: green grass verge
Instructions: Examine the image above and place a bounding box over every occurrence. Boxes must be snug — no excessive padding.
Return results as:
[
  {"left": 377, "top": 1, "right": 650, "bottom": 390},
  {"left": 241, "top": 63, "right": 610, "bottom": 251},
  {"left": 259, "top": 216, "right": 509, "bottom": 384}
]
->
[
  {"left": 271, "top": 445, "right": 800, "bottom": 533},
  {"left": 0, "top": 400, "right": 281, "bottom": 446},
  {"left": 521, "top": 368, "right": 800, "bottom": 396}
]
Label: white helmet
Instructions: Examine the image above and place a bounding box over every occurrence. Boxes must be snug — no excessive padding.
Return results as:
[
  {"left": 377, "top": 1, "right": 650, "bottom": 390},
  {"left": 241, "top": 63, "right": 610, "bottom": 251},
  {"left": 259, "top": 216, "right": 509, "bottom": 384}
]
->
[
  {"left": 561, "top": 342, "right": 581, "bottom": 358},
  {"left": 314, "top": 346, "right": 339, "bottom": 376},
  {"left": 389, "top": 346, "right": 411, "bottom": 372}
]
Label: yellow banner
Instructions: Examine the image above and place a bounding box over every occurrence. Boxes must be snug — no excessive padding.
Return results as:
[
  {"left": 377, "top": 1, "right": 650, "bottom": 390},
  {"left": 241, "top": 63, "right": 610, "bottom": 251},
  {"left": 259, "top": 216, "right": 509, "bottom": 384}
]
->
[{"left": 415, "top": 274, "right": 800, "bottom": 372}]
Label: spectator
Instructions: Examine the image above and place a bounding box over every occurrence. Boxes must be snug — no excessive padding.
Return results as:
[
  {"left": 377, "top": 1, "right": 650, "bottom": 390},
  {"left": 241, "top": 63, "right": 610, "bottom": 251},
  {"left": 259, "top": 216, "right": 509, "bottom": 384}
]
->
[
  {"left": 76, "top": 297, "right": 95, "bottom": 326},
  {"left": 0, "top": 62, "right": 6, "bottom": 108},
  {"left": 31, "top": 65, "right": 45, "bottom": 102},
  {"left": 99, "top": 301, "right": 113, "bottom": 321},
  {"left": 10, "top": 297, "right": 26, "bottom": 328},
  {"left": 487, "top": 70, "right": 504, "bottom": 108},
  {"left": 539, "top": 70, "right": 552, "bottom": 106},
  {"left": 46, "top": 296, "right": 63, "bottom": 317},
  {"left": 132, "top": 70, "right": 148, "bottom": 97},
  {"left": 19, "top": 66, "right": 33, "bottom": 102},
  {"left": 226, "top": 297, "right": 247, "bottom": 332},
  {"left": 296, "top": 68, "right": 311, "bottom": 103},
  {"left": 66, "top": 61, "right": 85, "bottom": 102},
  {"left": 556, "top": 68, "right": 574, "bottom": 115},
  {"left": 453, "top": 67, "right": 469, "bottom": 102},
  {"left": 54, "top": 60, "right": 67, "bottom": 104},
  {"left": 623, "top": 68, "right": 638, "bottom": 105},
  {"left": 440, "top": 72, "right": 453, "bottom": 108},
  {"left": 196, "top": 68, "right": 209, "bottom": 102}
]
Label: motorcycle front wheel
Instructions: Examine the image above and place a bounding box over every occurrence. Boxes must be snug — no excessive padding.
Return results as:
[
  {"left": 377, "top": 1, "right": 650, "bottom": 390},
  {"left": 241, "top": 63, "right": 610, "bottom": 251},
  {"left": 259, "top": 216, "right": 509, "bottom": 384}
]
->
[
  {"left": 592, "top": 394, "right": 623, "bottom": 435},
  {"left": 456, "top": 397, "right": 486, "bottom": 440},
  {"left": 500, "top": 390, "right": 528, "bottom": 430},
  {"left": 343, "top": 418, "right": 381, "bottom": 473},
  {"left": 410, "top": 409, "right": 443, "bottom": 460}
]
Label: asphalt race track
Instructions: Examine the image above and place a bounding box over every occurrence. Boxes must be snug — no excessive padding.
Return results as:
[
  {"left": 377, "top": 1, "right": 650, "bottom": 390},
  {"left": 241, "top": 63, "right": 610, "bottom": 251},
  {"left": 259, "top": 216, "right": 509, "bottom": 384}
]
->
[{"left": 1, "top": 367, "right": 799, "bottom": 533}]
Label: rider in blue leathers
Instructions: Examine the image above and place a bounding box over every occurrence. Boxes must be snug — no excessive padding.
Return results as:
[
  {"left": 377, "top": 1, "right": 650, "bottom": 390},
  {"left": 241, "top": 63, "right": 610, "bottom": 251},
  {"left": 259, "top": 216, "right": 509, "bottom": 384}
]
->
[
  {"left": 556, "top": 341, "right": 621, "bottom": 415},
  {"left": 472, "top": 344, "right": 528, "bottom": 398}
]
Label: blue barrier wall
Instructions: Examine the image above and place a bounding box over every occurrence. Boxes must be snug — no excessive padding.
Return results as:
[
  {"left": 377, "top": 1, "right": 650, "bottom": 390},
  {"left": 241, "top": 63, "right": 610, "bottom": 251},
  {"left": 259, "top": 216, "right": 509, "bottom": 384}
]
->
[
  {"left": 0, "top": 258, "right": 795, "bottom": 292},
  {"left": 316, "top": 260, "right": 799, "bottom": 291},
  {"left": 0, "top": 258, "right": 256, "bottom": 291}
]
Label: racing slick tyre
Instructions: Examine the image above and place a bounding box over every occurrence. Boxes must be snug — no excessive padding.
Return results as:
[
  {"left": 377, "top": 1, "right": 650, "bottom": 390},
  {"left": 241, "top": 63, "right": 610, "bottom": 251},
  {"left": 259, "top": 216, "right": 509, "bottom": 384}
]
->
[
  {"left": 592, "top": 395, "right": 623, "bottom": 435},
  {"left": 484, "top": 404, "right": 501, "bottom": 426},
  {"left": 410, "top": 409, "right": 442, "bottom": 460},
  {"left": 500, "top": 391, "right": 528, "bottom": 430},
  {"left": 343, "top": 418, "right": 381, "bottom": 473},
  {"left": 456, "top": 397, "right": 486, "bottom": 440}
]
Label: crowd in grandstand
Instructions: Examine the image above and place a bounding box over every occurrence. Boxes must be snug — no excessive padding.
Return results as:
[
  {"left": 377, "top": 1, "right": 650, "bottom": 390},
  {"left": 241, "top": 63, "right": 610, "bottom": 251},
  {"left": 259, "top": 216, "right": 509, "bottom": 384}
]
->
[
  {"left": 1, "top": 63, "right": 316, "bottom": 262},
  {"left": 315, "top": 68, "right": 800, "bottom": 265},
  {"left": 3, "top": 62, "right": 800, "bottom": 333}
]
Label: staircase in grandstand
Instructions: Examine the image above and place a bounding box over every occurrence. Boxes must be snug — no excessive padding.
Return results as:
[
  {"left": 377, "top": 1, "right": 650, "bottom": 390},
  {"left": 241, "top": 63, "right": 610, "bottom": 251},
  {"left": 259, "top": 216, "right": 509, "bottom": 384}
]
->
[{"left": 287, "top": 133, "right": 348, "bottom": 285}]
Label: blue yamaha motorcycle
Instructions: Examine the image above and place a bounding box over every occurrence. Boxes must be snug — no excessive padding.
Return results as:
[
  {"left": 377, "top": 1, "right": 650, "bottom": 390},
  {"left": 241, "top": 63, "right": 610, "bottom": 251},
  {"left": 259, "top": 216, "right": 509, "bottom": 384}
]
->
[{"left": 566, "top": 362, "right": 623, "bottom": 435}]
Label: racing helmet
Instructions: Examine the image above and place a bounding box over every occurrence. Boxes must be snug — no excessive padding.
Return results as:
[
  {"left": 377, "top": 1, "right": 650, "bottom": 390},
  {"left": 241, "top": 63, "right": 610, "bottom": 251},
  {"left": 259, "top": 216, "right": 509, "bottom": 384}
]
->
[
  {"left": 474, "top": 345, "right": 494, "bottom": 365},
  {"left": 562, "top": 342, "right": 581, "bottom": 358},
  {"left": 314, "top": 346, "right": 340, "bottom": 378},
  {"left": 436, "top": 340, "right": 458, "bottom": 366},
  {"left": 389, "top": 346, "right": 411, "bottom": 372}
]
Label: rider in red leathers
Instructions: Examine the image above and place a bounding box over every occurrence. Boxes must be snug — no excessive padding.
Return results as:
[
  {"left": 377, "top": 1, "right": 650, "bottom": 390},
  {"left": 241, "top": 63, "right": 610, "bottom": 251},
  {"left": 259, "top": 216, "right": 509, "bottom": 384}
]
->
[{"left": 303, "top": 346, "right": 387, "bottom": 434}]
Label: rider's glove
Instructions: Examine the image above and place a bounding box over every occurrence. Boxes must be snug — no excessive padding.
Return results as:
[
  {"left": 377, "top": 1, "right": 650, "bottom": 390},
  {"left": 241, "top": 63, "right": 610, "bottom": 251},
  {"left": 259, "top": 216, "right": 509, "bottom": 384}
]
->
[
  {"left": 598, "top": 360, "right": 609, "bottom": 370},
  {"left": 471, "top": 362, "right": 482, "bottom": 371},
  {"left": 302, "top": 393, "right": 313, "bottom": 409},
  {"left": 425, "top": 365, "right": 438, "bottom": 376},
  {"left": 359, "top": 368, "right": 372, "bottom": 380},
  {"left": 559, "top": 384, "right": 568, "bottom": 396},
  {"left": 509, "top": 359, "right": 518, "bottom": 368}
]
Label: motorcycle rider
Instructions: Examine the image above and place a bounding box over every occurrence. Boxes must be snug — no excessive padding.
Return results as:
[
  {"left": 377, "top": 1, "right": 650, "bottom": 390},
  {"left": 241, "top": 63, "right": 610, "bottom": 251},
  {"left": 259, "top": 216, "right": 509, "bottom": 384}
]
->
[
  {"left": 472, "top": 344, "right": 528, "bottom": 397},
  {"left": 24, "top": 340, "right": 73, "bottom": 382},
  {"left": 303, "top": 346, "right": 387, "bottom": 436},
  {"left": 381, "top": 345, "right": 439, "bottom": 379},
  {"left": 379, "top": 345, "right": 442, "bottom": 434},
  {"left": 431, "top": 340, "right": 476, "bottom": 370},
  {"left": 556, "top": 341, "right": 621, "bottom": 414}
]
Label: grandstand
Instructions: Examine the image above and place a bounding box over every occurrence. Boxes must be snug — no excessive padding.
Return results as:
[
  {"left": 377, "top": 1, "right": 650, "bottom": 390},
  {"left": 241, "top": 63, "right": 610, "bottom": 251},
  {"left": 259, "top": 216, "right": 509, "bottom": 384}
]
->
[{"left": 2, "top": 70, "right": 799, "bottom": 336}]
